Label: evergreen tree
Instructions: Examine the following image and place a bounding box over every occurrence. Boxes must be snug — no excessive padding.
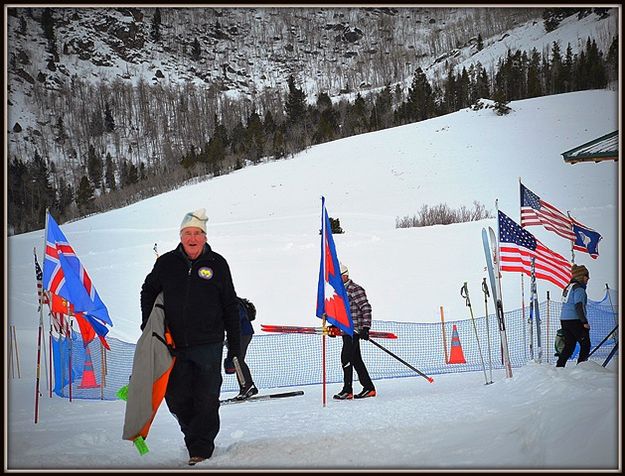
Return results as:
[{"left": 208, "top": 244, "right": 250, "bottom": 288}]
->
[
  {"left": 456, "top": 67, "right": 470, "bottom": 108},
  {"left": 56, "top": 116, "right": 67, "bottom": 141},
  {"left": 76, "top": 175, "right": 95, "bottom": 214},
  {"left": 40, "top": 8, "right": 54, "bottom": 42},
  {"left": 8, "top": 157, "right": 28, "bottom": 233},
  {"left": 527, "top": 48, "right": 543, "bottom": 98},
  {"left": 285, "top": 75, "right": 307, "bottom": 126},
  {"left": 105, "top": 152, "right": 116, "bottom": 191},
  {"left": 370, "top": 84, "right": 393, "bottom": 130},
  {"left": 405, "top": 67, "right": 434, "bottom": 122},
  {"left": 477, "top": 33, "right": 483, "bottom": 51},
  {"left": 126, "top": 161, "right": 139, "bottom": 185},
  {"left": 56, "top": 176, "right": 74, "bottom": 219},
  {"left": 30, "top": 150, "right": 57, "bottom": 224},
  {"left": 475, "top": 63, "right": 490, "bottom": 99},
  {"left": 90, "top": 110, "right": 104, "bottom": 137},
  {"left": 151, "top": 8, "right": 162, "bottom": 42},
  {"left": 606, "top": 36, "right": 618, "bottom": 84},
  {"left": 191, "top": 37, "right": 201, "bottom": 61},
  {"left": 443, "top": 66, "right": 456, "bottom": 113},
  {"left": 563, "top": 44, "right": 574, "bottom": 91},
  {"left": 245, "top": 110, "right": 265, "bottom": 163},
  {"left": 104, "top": 102, "right": 115, "bottom": 132},
  {"left": 550, "top": 41, "right": 564, "bottom": 94},
  {"left": 87, "top": 144, "right": 103, "bottom": 189},
  {"left": 586, "top": 38, "right": 607, "bottom": 89},
  {"left": 229, "top": 121, "right": 246, "bottom": 155},
  {"left": 343, "top": 93, "right": 368, "bottom": 135}
]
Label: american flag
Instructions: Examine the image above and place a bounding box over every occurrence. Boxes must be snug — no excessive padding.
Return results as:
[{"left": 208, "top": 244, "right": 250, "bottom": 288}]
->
[
  {"left": 520, "top": 182, "right": 575, "bottom": 241},
  {"left": 34, "top": 249, "right": 49, "bottom": 312},
  {"left": 51, "top": 311, "right": 71, "bottom": 336},
  {"left": 499, "top": 210, "right": 572, "bottom": 289}
]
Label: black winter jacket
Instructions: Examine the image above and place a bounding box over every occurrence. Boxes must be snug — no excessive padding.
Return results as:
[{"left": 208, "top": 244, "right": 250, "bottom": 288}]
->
[{"left": 140, "top": 243, "right": 241, "bottom": 353}]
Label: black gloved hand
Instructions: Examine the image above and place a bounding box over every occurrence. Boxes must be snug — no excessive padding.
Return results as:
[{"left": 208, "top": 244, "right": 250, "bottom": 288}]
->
[
  {"left": 224, "top": 356, "right": 235, "bottom": 374},
  {"left": 359, "top": 327, "right": 370, "bottom": 340},
  {"left": 224, "top": 351, "right": 240, "bottom": 375}
]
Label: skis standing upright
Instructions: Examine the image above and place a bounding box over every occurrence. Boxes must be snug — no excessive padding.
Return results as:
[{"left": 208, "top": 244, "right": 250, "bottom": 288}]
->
[{"left": 482, "top": 227, "right": 513, "bottom": 378}]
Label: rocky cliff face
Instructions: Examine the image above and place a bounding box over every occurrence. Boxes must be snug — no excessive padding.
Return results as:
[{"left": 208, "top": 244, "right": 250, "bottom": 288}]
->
[{"left": 7, "top": 7, "right": 535, "bottom": 99}]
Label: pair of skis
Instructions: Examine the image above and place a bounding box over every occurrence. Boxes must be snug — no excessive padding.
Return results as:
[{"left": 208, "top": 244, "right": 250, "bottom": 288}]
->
[
  {"left": 481, "top": 226, "right": 513, "bottom": 378},
  {"left": 260, "top": 324, "right": 397, "bottom": 339},
  {"left": 220, "top": 390, "right": 304, "bottom": 405}
]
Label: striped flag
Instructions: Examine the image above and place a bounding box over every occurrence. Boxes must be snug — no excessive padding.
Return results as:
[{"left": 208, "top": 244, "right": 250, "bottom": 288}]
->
[
  {"left": 520, "top": 182, "right": 575, "bottom": 241},
  {"left": 34, "top": 250, "right": 49, "bottom": 312},
  {"left": 499, "top": 210, "right": 572, "bottom": 289}
]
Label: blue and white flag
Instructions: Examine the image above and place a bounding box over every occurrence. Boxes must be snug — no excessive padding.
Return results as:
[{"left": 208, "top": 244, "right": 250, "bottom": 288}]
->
[{"left": 571, "top": 220, "right": 602, "bottom": 259}]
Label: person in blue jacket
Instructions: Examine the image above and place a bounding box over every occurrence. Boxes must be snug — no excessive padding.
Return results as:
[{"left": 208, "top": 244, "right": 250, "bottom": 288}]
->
[
  {"left": 224, "top": 297, "right": 258, "bottom": 399},
  {"left": 556, "top": 264, "right": 591, "bottom": 367}
]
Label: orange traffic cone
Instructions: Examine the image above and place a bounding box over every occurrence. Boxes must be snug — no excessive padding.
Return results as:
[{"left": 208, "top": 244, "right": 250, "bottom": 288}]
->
[
  {"left": 447, "top": 324, "right": 466, "bottom": 364},
  {"left": 79, "top": 346, "right": 100, "bottom": 389}
]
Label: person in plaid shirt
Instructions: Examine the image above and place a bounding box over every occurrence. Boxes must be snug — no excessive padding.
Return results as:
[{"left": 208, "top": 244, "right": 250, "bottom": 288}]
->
[{"left": 331, "top": 263, "right": 376, "bottom": 400}]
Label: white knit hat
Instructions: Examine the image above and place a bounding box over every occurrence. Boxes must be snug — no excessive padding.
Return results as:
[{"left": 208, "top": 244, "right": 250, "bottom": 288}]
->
[
  {"left": 340, "top": 263, "right": 349, "bottom": 276},
  {"left": 180, "top": 208, "right": 208, "bottom": 233}
]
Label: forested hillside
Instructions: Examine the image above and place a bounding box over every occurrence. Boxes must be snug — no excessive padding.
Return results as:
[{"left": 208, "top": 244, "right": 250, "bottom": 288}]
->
[{"left": 6, "top": 6, "right": 618, "bottom": 234}]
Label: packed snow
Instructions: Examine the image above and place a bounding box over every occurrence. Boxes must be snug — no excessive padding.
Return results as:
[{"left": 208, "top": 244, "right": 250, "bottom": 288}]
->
[{"left": 6, "top": 89, "right": 620, "bottom": 471}]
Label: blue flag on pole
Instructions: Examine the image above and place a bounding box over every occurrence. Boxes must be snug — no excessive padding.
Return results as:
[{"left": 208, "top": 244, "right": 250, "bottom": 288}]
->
[
  {"left": 43, "top": 212, "right": 113, "bottom": 327},
  {"left": 316, "top": 197, "right": 353, "bottom": 335},
  {"left": 571, "top": 220, "right": 602, "bottom": 259}
]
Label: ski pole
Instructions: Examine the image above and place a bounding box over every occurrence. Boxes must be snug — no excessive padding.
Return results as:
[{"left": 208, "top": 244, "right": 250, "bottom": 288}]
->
[
  {"left": 482, "top": 278, "right": 494, "bottom": 383},
  {"left": 366, "top": 338, "right": 433, "bottom": 383},
  {"left": 461, "top": 282, "right": 491, "bottom": 385},
  {"left": 602, "top": 342, "right": 618, "bottom": 368},
  {"left": 606, "top": 283, "right": 618, "bottom": 330},
  {"left": 588, "top": 324, "right": 618, "bottom": 358},
  {"left": 233, "top": 356, "right": 246, "bottom": 388}
]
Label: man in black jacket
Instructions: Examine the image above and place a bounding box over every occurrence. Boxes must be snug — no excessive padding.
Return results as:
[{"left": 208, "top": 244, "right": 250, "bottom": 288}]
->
[{"left": 140, "top": 208, "right": 241, "bottom": 466}]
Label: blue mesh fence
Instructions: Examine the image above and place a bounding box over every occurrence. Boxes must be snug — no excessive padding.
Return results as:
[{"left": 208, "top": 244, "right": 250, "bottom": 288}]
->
[{"left": 50, "top": 298, "right": 618, "bottom": 400}]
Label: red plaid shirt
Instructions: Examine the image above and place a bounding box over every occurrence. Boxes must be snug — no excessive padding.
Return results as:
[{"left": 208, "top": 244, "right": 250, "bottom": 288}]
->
[{"left": 344, "top": 279, "right": 372, "bottom": 332}]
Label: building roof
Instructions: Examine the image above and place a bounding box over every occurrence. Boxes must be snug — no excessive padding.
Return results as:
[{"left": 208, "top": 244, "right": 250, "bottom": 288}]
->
[{"left": 562, "top": 130, "right": 618, "bottom": 164}]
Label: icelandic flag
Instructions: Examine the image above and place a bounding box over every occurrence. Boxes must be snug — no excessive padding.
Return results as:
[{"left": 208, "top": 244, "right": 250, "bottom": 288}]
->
[
  {"left": 316, "top": 197, "right": 353, "bottom": 335},
  {"left": 43, "top": 212, "right": 113, "bottom": 328},
  {"left": 571, "top": 220, "right": 602, "bottom": 259}
]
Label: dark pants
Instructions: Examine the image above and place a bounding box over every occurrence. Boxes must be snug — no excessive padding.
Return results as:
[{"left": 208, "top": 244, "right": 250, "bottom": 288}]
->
[
  {"left": 556, "top": 319, "right": 591, "bottom": 367},
  {"left": 238, "top": 334, "right": 254, "bottom": 390},
  {"left": 340, "top": 334, "right": 374, "bottom": 392},
  {"left": 165, "top": 342, "right": 223, "bottom": 458}
]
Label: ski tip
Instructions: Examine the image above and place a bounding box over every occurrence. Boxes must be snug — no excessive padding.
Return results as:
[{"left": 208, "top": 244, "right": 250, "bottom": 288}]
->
[{"left": 427, "top": 377, "right": 434, "bottom": 383}]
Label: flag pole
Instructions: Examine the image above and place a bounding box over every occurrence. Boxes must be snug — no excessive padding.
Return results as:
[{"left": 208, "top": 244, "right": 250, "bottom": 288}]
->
[
  {"left": 546, "top": 291, "right": 551, "bottom": 365},
  {"left": 567, "top": 211, "right": 575, "bottom": 263},
  {"left": 518, "top": 178, "right": 529, "bottom": 359},
  {"left": 49, "top": 305, "right": 53, "bottom": 398},
  {"left": 494, "top": 199, "right": 503, "bottom": 300},
  {"left": 322, "top": 314, "right": 327, "bottom": 408},
  {"left": 439, "top": 306, "right": 448, "bottom": 364},
  {"left": 67, "top": 300, "right": 73, "bottom": 402},
  {"left": 34, "top": 211, "right": 49, "bottom": 424}
]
